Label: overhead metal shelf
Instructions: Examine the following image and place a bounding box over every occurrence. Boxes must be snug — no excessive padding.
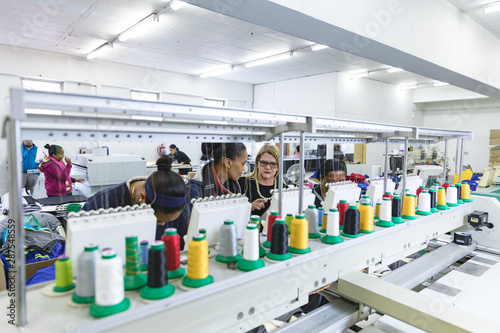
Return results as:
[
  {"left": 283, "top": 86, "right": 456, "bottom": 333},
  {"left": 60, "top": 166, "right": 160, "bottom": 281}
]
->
[{"left": 14, "top": 89, "right": 472, "bottom": 144}]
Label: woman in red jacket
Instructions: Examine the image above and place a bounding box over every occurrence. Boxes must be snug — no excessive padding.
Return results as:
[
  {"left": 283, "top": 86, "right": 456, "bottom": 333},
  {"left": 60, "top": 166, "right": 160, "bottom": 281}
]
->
[{"left": 38, "top": 144, "right": 84, "bottom": 197}]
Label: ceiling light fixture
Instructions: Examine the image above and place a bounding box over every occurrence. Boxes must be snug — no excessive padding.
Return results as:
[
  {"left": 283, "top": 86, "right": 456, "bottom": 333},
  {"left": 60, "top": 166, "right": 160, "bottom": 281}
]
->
[
  {"left": 200, "top": 66, "right": 234, "bottom": 78},
  {"left": 87, "top": 43, "right": 113, "bottom": 60},
  {"left": 244, "top": 52, "right": 293, "bottom": 68},
  {"left": 483, "top": 2, "right": 500, "bottom": 13},
  {"left": 204, "top": 120, "right": 228, "bottom": 125},
  {"left": 118, "top": 14, "right": 159, "bottom": 42},
  {"left": 170, "top": 0, "right": 186, "bottom": 11},
  {"left": 310, "top": 44, "right": 328, "bottom": 51},
  {"left": 387, "top": 67, "right": 403, "bottom": 73},
  {"left": 433, "top": 82, "right": 449, "bottom": 87},
  {"left": 349, "top": 72, "right": 369, "bottom": 79}
]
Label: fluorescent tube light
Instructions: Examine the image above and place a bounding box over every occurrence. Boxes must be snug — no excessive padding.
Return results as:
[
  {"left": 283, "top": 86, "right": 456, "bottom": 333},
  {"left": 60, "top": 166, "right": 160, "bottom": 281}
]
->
[
  {"left": 350, "top": 72, "right": 369, "bottom": 79},
  {"left": 131, "top": 115, "right": 163, "bottom": 121},
  {"left": 25, "top": 109, "right": 62, "bottom": 116},
  {"left": 483, "top": 2, "right": 500, "bottom": 13},
  {"left": 87, "top": 43, "right": 112, "bottom": 60},
  {"left": 204, "top": 120, "right": 228, "bottom": 125},
  {"left": 387, "top": 67, "right": 403, "bottom": 73},
  {"left": 170, "top": 0, "right": 185, "bottom": 11},
  {"left": 400, "top": 84, "right": 417, "bottom": 90},
  {"left": 433, "top": 82, "right": 449, "bottom": 87},
  {"left": 311, "top": 44, "right": 328, "bottom": 51},
  {"left": 118, "top": 14, "right": 159, "bottom": 42},
  {"left": 244, "top": 52, "right": 293, "bottom": 68},
  {"left": 200, "top": 66, "right": 234, "bottom": 78}
]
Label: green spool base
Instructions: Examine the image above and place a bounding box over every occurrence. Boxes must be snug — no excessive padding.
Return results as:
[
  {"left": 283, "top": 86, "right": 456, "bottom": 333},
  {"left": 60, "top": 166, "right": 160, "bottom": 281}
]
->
[
  {"left": 431, "top": 207, "right": 439, "bottom": 213},
  {"left": 360, "top": 229, "right": 375, "bottom": 234},
  {"left": 53, "top": 283, "right": 75, "bottom": 293},
  {"left": 141, "top": 264, "right": 148, "bottom": 272},
  {"left": 124, "top": 273, "right": 147, "bottom": 291},
  {"left": 266, "top": 251, "right": 292, "bottom": 261},
  {"left": 140, "top": 283, "right": 175, "bottom": 300},
  {"left": 402, "top": 215, "right": 417, "bottom": 220},
  {"left": 416, "top": 210, "right": 432, "bottom": 216},
  {"left": 215, "top": 253, "right": 241, "bottom": 263},
  {"left": 90, "top": 297, "right": 130, "bottom": 318},
  {"left": 447, "top": 202, "right": 459, "bottom": 207},
  {"left": 392, "top": 216, "right": 405, "bottom": 224},
  {"left": 374, "top": 217, "right": 380, "bottom": 221},
  {"left": 462, "top": 198, "right": 473, "bottom": 203},
  {"left": 259, "top": 246, "right": 267, "bottom": 257},
  {"left": 262, "top": 240, "right": 271, "bottom": 248},
  {"left": 376, "top": 220, "right": 395, "bottom": 228},
  {"left": 288, "top": 246, "right": 312, "bottom": 254},
  {"left": 168, "top": 267, "right": 186, "bottom": 280},
  {"left": 321, "top": 235, "right": 344, "bottom": 244},
  {"left": 182, "top": 274, "right": 214, "bottom": 288},
  {"left": 457, "top": 199, "right": 464, "bottom": 205},
  {"left": 339, "top": 225, "right": 344, "bottom": 230},
  {"left": 308, "top": 232, "right": 322, "bottom": 239},
  {"left": 319, "top": 229, "right": 327, "bottom": 233},
  {"left": 237, "top": 258, "right": 265, "bottom": 271},
  {"left": 72, "top": 293, "right": 94, "bottom": 304},
  {"left": 341, "top": 232, "right": 361, "bottom": 238},
  {"left": 437, "top": 204, "right": 450, "bottom": 210}
]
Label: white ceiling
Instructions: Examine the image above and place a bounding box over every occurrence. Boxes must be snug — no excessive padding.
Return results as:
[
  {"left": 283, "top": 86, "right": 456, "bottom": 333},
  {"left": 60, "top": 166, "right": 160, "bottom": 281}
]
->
[
  {"left": 447, "top": 0, "right": 500, "bottom": 39},
  {"left": 0, "top": 0, "right": 496, "bottom": 87}
]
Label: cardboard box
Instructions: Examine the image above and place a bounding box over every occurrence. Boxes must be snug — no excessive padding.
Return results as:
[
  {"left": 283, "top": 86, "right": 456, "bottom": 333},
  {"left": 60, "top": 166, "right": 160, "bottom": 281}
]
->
[
  {"left": 489, "top": 138, "right": 500, "bottom": 146},
  {"left": 0, "top": 259, "right": 57, "bottom": 291},
  {"left": 490, "top": 129, "right": 500, "bottom": 139}
]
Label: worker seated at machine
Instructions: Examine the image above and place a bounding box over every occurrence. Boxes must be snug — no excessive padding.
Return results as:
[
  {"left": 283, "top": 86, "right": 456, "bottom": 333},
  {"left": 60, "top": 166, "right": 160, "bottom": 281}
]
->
[
  {"left": 81, "top": 155, "right": 189, "bottom": 248},
  {"left": 312, "top": 159, "right": 347, "bottom": 208}
]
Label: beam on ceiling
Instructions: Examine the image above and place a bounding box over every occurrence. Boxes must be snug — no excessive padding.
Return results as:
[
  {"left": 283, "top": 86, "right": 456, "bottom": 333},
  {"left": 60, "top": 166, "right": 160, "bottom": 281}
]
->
[{"left": 186, "top": 0, "right": 500, "bottom": 99}]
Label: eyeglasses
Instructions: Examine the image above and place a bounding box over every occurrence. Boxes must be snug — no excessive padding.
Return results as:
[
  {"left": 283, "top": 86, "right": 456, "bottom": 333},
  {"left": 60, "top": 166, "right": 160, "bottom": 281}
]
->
[{"left": 258, "top": 160, "right": 278, "bottom": 169}]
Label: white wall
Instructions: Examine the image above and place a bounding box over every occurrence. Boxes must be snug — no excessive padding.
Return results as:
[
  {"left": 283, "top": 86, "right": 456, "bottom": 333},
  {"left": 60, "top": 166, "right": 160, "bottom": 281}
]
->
[
  {"left": 419, "top": 98, "right": 500, "bottom": 173},
  {"left": 254, "top": 73, "right": 336, "bottom": 116},
  {"left": 254, "top": 72, "right": 420, "bottom": 176},
  {"left": 0, "top": 45, "right": 254, "bottom": 197}
]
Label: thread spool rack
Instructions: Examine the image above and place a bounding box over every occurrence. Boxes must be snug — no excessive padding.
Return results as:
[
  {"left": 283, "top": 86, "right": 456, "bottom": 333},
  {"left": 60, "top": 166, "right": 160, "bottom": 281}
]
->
[
  {"left": 366, "top": 178, "right": 396, "bottom": 206},
  {"left": 323, "top": 181, "right": 361, "bottom": 210},
  {"left": 66, "top": 204, "right": 156, "bottom": 276},
  {"left": 264, "top": 187, "right": 316, "bottom": 225},
  {"left": 186, "top": 194, "right": 251, "bottom": 249}
]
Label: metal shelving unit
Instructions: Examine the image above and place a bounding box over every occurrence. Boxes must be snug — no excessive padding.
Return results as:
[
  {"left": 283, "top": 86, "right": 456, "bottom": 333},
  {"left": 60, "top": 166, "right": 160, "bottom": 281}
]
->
[{"left": 2, "top": 89, "right": 473, "bottom": 331}]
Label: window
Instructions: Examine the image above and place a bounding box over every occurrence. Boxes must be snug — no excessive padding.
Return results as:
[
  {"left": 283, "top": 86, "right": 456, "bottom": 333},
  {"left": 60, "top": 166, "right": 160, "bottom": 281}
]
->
[
  {"left": 22, "top": 78, "right": 63, "bottom": 115},
  {"left": 131, "top": 90, "right": 159, "bottom": 102},
  {"left": 204, "top": 98, "right": 225, "bottom": 107},
  {"left": 22, "top": 78, "right": 62, "bottom": 92}
]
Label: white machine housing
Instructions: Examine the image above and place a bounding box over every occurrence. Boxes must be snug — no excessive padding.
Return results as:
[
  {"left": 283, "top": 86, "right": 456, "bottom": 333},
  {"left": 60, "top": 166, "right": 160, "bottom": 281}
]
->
[
  {"left": 185, "top": 194, "right": 252, "bottom": 250},
  {"left": 71, "top": 153, "right": 147, "bottom": 194}
]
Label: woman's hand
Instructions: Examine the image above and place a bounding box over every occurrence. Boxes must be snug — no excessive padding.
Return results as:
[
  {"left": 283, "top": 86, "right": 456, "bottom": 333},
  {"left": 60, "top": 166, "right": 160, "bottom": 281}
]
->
[
  {"left": 251, "top": 198, "right": 268, "bottom": 211},
  {"left": 64, "top": 156, "right": 72, "bottom": 165},
  {"left": 74, "top": 178, "right": 85, "bottom": 183}
]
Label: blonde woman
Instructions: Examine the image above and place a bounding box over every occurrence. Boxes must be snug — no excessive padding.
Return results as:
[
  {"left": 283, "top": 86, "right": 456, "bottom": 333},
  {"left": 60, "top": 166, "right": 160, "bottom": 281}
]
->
[{"left": 239, "top": 144, "right": 280, "bottom": 216}]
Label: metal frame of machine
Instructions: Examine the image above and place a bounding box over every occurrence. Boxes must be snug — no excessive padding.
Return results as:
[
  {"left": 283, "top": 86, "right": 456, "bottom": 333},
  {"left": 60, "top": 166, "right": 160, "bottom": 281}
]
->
[{"left": 2, "top": 88, "right": 478, "bottom": 332}]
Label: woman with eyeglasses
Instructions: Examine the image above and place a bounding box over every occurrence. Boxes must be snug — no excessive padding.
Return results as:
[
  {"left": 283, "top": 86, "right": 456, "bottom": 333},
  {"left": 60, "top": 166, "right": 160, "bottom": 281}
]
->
[
  {"left": 239, "top": 144, "right": 281, "bottom": 216},
  {"left": 312, "top": 159, "right": 347, "bottom": 208}
]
